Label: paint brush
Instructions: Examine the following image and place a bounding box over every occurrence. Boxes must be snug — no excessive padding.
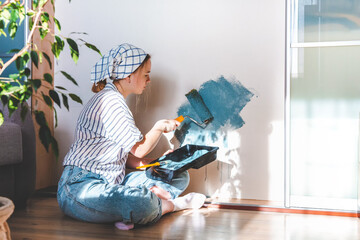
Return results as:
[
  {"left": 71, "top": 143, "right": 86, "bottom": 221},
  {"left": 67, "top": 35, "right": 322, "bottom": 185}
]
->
[
  {"left": 136, "top": 160, "right": 169, "bottom": 169},
  {"left": 175, "top": 89, "right": 213, "bottom": 128}
]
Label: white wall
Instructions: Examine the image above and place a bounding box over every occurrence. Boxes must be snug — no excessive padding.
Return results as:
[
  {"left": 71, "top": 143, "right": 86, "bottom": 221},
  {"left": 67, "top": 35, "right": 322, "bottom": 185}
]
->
[{"left": 54, "top": 0, "right": 286, "bottom": 202}]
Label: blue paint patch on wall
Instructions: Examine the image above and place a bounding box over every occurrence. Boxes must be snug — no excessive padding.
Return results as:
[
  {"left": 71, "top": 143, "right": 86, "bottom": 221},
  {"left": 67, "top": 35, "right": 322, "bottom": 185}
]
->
[{"left": 175, "top": 76, "right": 253, "bottom": 146}]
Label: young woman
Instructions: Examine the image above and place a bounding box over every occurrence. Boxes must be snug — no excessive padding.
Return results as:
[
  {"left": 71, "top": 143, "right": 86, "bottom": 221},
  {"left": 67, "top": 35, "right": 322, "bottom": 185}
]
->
[{"left": 57, "top": 43, "right": 206, "bottom": 230}]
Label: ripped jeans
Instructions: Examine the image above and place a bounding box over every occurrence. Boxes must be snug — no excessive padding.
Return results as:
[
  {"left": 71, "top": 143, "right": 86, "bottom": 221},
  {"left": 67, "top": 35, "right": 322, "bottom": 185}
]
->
[{"left": 57, "top": 165, "right": 189, "bottom": 225}]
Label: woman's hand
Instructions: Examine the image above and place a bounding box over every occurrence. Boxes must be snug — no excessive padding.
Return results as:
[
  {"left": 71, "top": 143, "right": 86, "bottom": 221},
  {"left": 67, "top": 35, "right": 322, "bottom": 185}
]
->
[
  {"left": 154, "top": 119, "right": 180, "bottom": 133},
  {"left": 131, "top": 119, "right": 179, "bottom": 158}
]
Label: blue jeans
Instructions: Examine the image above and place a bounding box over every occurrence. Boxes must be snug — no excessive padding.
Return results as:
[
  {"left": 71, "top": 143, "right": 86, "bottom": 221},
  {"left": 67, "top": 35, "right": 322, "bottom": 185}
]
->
[{"left": 57, "top": 165, "right": 189, "bottom": 225}]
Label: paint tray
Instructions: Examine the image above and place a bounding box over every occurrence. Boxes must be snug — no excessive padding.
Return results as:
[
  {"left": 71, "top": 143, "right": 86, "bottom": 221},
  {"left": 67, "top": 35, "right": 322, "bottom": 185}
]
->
[{"left": 145, "top": 144, "right": 219, "bottom": 183}]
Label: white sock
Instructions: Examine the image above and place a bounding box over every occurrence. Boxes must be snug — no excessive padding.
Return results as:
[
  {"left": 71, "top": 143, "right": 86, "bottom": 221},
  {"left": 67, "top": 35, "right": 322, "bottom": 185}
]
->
[{"left": 170, "top": 192, "right": 206, "bottom": 212}]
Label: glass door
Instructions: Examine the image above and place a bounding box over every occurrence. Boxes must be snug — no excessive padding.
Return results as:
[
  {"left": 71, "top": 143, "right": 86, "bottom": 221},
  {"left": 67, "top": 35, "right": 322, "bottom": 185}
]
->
[{"left": 286, "top": 0, "right": 360, "bottom": 211}]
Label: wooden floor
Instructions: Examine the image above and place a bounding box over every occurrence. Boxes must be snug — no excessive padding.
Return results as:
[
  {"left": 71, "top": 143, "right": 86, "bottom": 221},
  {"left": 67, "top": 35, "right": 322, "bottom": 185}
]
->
[{"left": 7, "top": 196, "right": 360, "bottom": 240}]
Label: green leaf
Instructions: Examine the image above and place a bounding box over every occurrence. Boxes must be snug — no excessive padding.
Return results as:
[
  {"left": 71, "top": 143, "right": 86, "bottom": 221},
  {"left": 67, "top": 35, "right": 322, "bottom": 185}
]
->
[
  {"left": 39, "top": 21, "right": 49, "bottom": 39},
  {"left": 25, "top": 68, "right": 31, "bottom": 76},
  {"left": 42, "top": 92, "right": 53, "bottom": 108},
  {"left": 55, "top": 35, "right": 64, "bottom": 46},
  {"left": 70, "top": 31, "right": 88, "bottom": 35},
  {"left": 16, "top": 52, "right": 30, "bottom": 70},
  {"left": 49, "top": 89, "right": 60, "bottom": 107},
  {"left": 43, "top": 73, "right": 53, "bottom": 84},
  {"left": 28, "top": 17, "right": 34, "bottom": 31},
  {"left": 39, "top": 125, "right": 51, "bottom": 151},
  {"left": 18, "top": 7, "right": 25, "bottom": 26},
  {"left": 0, "top": 29, "right": 6, "bottom": 37},
  {"left": 8, "top": 21, "right": 17, "bottom": 38},
  {"left": 38, "top": 51, "right": 43, "bottom": 64},
  {"left": 42, "top": 52, "right": 52, "bottom": 69},
  {"left": 55, "top": 85, "right": 67, "bottom": 91},
  {"left": 41, "top": 12, "right": 50, "bottom": 22},
  {"left": 30, "top": 79, "right": 41, "bottom": 92},
  {"left": 15, "top": 57, "right": 22, "bottom": 70},
  {"left": 8, "top": 97, "right": 19, "bottom": 111},
  {"left": 1, "top": 96, "right": 9, "bottom": 107},
  {"left": 60, "top": 71, "right": 78, "bottom": 86},
  {"left": 53, "top": 17, "right": 61, "bottom": 32},
  {"left": 21, "top": 68, "right": 31, "bottom": 78},
  {"left": 31, "top": 50, "right": 39, "bottom": 68},
  {"left": 51, "top": 36, "right": 64, "bottom": 59},
  {"left": 51, "top": 43, "right": 59, "bottom": 59},
  {"left": 0, "top": 110, "right": 4, "bottom": 126},
  {"left": 53, "top": 108, "right": 58, "bottom": 128},
  {"left": 34, "top": 110, "right": 47, "bottom": 126},
  {"left": 8, "top": 48, "right": 20, "bottom": 53},
  {"left": 0, "top": 20, "right": 4, "bottom": 30},
  {"left": 9, "top": 73, "right": 20, "bottom": 80},
  {"left": 51, "top": 135, "right": 59, "bottom": 159},
  {"left": 0, "top": 20, "right": 6, "bottom": 37},
  {"left": 39, "top": 0, "right": 48, "bottom": 8},
  {"left": 20, "top": 103, "right": 29, "bottom": 122},
  {"left": 69, "top": 93, "right": 82, "bottom": 104},
  {"left": 66, "top": 38, "right": 79, "bottom": 63},
  {"left": 23, "top": 52, "right": 30, "bottom": 62},
  {"left": 15, "top": 52, "right": 30, "bottom": 71},
  {"left": 10, "top": 6, "right": 19, "bottom": 22},
  {"left": 24, "top": 85, "right": 33, "bottom": 101},
  {"left": 26, "top": 11, "right": 35, "bottom": 17},
  {"left": 61, "top": 93, "right": 69, "bottom": 111},
  {"left": 85, "top": 43, "right": 102, "bottom": 57},
  {"left": 33, "top": 0, "right": 39, "bottom": 8},
  {"left": 1, "top": 9, "right": 11, "bottom": 25}
]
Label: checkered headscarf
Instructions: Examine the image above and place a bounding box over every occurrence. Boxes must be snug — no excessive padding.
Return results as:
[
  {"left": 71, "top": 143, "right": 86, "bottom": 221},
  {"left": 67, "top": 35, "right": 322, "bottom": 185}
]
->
[{"left": 91, "top": 43, "right": 147, "bottom": 84}]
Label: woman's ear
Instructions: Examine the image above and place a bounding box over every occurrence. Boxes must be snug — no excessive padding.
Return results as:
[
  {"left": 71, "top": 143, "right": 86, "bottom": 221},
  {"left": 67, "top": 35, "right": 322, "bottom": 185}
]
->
[{"left": 126, "top": 75, "right": 131, "bottom": 83}]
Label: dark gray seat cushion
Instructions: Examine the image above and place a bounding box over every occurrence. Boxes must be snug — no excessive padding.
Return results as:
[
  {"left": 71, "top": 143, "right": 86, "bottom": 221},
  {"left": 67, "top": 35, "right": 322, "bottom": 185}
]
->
[
  {"left": 0, "top": 102, "right": 36, "bottom": 207},
  {"left": 0, "top": 122, "right": 23, "bottom": 166}
]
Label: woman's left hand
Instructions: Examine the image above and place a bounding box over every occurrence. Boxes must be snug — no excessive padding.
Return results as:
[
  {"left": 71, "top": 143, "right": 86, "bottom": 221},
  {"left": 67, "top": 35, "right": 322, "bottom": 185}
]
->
[{"left": 154, "top": 119, "right": 180, "bottom": 133}]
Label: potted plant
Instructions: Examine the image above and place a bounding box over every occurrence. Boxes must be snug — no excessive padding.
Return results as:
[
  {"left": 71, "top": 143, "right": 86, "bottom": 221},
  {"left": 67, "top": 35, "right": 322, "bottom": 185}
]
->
[{"left": 0, "top": 0, "right": 101, "bottom": 158}]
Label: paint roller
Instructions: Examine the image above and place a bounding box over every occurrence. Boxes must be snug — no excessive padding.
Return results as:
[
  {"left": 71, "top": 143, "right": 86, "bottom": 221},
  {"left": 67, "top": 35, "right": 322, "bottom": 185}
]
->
[{"left": 175, "top": 89, "right": 213, "bottom": 128}]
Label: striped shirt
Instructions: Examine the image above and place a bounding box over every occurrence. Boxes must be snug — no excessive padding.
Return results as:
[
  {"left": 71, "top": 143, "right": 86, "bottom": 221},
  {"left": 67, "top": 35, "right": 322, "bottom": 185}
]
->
[{"left": 63, "top": 82, "right": 143, "bottom": 184}]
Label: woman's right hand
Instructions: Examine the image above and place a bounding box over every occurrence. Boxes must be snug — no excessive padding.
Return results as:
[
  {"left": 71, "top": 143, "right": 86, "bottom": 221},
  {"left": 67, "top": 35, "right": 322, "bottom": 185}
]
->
[{"left": 154, "top": 119, "right": 180, "bottom": 133}]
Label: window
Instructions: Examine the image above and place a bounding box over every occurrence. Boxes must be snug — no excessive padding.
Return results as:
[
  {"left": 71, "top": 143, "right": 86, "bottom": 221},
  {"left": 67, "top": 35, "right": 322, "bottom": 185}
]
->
[{"left": 287, "top": 0, "right": 360, "bottom": 211}]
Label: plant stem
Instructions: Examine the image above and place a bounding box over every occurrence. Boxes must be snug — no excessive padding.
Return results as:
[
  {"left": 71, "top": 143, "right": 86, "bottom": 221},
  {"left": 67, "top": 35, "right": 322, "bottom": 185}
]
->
[
  {"left": 0, "top": 0, "right": 12, "bottom": 11},
  {"left": 0, "top": 2, "right": 47, "bottom": 76}
]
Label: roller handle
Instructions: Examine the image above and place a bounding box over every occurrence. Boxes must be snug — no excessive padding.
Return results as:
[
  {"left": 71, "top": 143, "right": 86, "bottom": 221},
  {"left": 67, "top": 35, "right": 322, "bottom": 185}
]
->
[
  {"left": 175, "top": 115, "right": 185, "bottom": 123},
  {"left": 136, "top": 160, "right": 169, "bottom": 169},
  {"left": 136, "top": 162, "right": 160, "bottom": 169}
]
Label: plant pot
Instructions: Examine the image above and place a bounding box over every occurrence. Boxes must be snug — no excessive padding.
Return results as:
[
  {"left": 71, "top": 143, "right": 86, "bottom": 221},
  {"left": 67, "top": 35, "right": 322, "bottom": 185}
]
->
[{"left": 0, "top": 197, "right": 14, "bottom": 240}]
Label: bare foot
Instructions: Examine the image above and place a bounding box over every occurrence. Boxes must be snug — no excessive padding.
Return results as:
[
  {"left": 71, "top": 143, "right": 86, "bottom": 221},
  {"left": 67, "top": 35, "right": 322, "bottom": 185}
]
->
[{"left": 149, "top": 185, "right": 171, "bottom": 200}]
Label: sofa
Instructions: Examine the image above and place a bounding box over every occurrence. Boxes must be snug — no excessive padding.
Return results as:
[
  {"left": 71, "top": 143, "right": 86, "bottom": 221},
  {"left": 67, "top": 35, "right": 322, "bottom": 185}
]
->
[{"left": 0, "top": 102, "right": 36, "bottom": 207}]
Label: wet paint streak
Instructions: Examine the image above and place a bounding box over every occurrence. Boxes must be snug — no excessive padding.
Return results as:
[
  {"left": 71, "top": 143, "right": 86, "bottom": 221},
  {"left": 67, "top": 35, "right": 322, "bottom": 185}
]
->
[{"left": 175, "top": 76, "right": 253, "bottom": 145}]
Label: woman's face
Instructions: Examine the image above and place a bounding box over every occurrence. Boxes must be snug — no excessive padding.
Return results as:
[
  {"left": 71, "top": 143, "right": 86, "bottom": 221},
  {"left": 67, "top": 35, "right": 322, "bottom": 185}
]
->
[{"left": 129, "top": 59, "right": 151, "bottom": 95}]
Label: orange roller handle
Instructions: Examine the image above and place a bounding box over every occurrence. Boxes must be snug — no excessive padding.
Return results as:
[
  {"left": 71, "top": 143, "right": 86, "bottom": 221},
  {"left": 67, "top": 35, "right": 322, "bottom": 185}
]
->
[{"left": 175, "top": 115, "right": 185, "bottom": 123}]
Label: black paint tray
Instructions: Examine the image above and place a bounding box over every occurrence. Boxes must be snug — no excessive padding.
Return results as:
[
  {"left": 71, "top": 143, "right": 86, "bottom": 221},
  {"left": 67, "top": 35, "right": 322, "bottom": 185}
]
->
[{"left": 146, "top": 144, "right": 219, "bottom": 183}]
